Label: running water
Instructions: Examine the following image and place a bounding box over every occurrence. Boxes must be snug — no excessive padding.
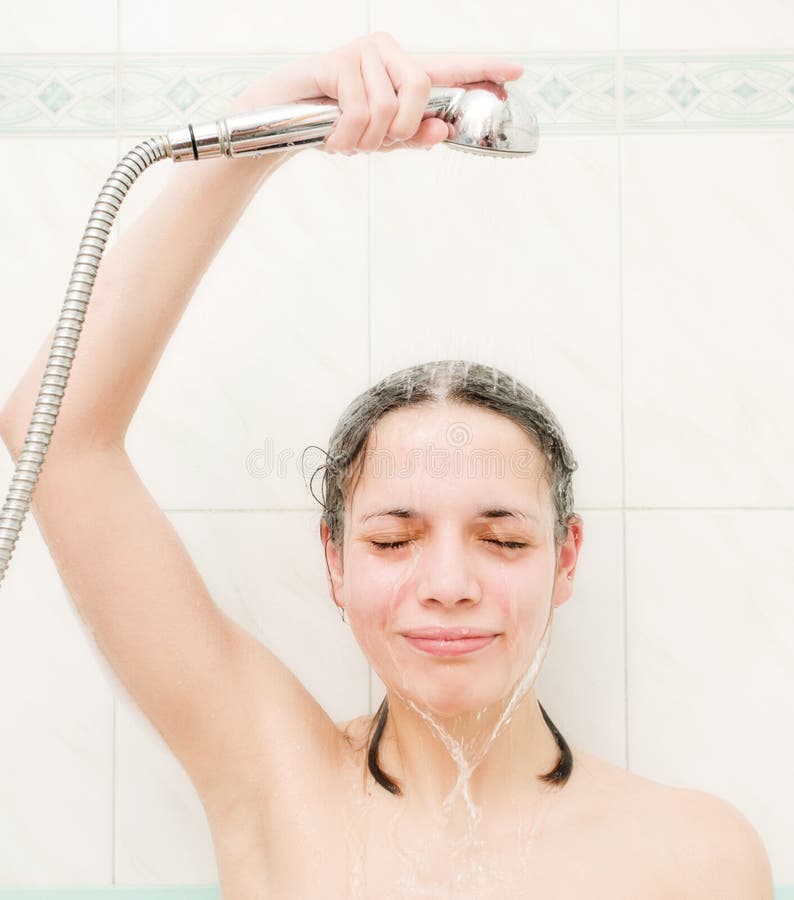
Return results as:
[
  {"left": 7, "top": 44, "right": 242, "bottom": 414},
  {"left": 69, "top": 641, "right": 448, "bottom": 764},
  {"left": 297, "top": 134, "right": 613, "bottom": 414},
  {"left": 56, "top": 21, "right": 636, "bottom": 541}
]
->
[{"left": 342, "top": 540, "right": 561, "bottom": 899}]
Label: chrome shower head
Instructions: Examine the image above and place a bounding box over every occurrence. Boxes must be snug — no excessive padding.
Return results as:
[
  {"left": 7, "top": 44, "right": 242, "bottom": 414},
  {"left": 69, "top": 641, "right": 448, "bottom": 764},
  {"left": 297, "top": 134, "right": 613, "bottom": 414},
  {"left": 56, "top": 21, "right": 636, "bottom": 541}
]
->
[
  {"left": 432, "top": 81, "right": 539, "bottom": 158},
  {"left": 166, "top": 81, "right": 539, "bottom": 162}
]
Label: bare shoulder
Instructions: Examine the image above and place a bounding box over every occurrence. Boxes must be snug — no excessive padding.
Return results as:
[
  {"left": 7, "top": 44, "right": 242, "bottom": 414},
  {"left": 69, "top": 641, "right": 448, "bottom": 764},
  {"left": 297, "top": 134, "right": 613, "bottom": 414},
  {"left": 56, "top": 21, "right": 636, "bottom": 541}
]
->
[
  {"left": 660, "top": 786, "right": 775, "bottom": 899},
  {"left": 570, "top": 749, "right": 774, "bottom": 899}
]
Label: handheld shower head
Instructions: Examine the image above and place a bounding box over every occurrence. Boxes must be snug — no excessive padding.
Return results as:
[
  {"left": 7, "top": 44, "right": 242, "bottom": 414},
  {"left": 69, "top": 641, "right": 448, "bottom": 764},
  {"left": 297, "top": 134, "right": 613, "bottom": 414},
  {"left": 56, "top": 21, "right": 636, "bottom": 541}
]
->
[{"left": 166, "top": 82, "right": 539, "bottom": 162}]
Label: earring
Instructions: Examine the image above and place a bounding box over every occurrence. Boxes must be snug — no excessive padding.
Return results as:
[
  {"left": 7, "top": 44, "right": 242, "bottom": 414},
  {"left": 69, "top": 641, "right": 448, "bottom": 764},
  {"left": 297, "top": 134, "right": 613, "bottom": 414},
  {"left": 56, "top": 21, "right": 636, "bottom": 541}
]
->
[
  {"left": 567, "top": 573, "right": 573, "bottom": 580},
  {"left": 338, "top": 605, "right": 347, "bottom": 623}
]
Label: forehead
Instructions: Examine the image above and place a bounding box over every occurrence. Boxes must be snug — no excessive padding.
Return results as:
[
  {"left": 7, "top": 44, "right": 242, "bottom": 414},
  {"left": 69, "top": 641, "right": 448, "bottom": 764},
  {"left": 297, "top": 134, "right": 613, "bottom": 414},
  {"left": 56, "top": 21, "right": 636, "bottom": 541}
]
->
[{"left": 349, "top": 401, "right": 549, "bottom": 511}]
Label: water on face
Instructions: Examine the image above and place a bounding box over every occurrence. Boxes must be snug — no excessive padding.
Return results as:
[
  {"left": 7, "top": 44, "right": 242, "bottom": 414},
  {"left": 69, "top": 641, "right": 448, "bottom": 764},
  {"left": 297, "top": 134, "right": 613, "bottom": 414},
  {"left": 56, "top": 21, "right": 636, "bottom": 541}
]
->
[{"left": 341, "top": 536, "right": 560, "bottom": 899}]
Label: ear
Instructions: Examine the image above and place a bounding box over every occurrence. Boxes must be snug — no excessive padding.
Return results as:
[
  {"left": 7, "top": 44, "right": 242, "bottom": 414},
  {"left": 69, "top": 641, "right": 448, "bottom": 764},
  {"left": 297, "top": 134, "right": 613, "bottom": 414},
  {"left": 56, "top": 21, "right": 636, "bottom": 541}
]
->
[
  {"left": 551, "top": 514, "right": 584, "bottom": 610},
  {"left": 319, "top": 518, "right": 345, "bottom": 611}
]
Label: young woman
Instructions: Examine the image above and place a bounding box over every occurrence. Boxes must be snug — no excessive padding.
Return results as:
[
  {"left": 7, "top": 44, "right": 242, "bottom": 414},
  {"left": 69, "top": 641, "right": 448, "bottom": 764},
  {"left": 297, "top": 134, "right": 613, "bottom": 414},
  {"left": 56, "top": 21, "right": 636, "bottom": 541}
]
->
[{"left": 0, "top": 31, "right": 773, "bottom": 900}]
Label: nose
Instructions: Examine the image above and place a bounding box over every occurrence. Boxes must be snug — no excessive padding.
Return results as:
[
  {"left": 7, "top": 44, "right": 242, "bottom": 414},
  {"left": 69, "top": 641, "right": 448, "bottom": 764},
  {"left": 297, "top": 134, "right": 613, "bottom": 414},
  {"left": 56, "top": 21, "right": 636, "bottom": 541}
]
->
[{"left": 413, "top": 531, "right": 483, "bottom": 609}]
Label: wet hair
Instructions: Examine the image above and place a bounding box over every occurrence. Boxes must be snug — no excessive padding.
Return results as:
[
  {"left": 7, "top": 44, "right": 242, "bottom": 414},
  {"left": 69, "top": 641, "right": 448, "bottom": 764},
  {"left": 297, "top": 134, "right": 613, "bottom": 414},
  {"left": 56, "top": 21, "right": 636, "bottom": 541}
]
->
[{"left": 307, "top": 359, "right": 580, "bottom": 795}]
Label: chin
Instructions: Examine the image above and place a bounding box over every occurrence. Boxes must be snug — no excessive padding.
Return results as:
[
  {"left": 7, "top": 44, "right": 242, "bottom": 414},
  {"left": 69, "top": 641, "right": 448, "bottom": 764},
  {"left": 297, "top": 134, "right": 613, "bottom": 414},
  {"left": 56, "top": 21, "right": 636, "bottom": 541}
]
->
[{"left": 389, "top": 675, "right": 507, "bottom": 721}]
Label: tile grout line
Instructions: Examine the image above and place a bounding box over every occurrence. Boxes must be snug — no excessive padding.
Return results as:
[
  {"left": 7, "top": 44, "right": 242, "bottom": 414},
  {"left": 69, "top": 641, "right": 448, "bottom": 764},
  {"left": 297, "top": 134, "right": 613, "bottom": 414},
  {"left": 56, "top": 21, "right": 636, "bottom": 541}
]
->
[
  {"left": 616, "top": 0, "right": 630, "bottom": 774},
  {"left": 113, "top": 0, "right": 121, "bottom": 884}
]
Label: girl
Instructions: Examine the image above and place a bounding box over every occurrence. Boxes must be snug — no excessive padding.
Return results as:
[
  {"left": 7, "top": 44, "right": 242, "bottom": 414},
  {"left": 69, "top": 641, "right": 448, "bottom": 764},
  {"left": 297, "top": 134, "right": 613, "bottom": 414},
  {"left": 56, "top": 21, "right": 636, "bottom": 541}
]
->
[{"left": 0, "top": 31, "right": 772, "bottom": 900}]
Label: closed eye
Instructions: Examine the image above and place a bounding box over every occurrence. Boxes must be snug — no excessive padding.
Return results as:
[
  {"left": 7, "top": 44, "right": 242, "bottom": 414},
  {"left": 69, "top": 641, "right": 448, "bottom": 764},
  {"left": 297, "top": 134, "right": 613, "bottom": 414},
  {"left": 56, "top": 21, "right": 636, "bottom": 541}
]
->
[{"left": 370, "top": 539, "right": 528, "bottom": 551}]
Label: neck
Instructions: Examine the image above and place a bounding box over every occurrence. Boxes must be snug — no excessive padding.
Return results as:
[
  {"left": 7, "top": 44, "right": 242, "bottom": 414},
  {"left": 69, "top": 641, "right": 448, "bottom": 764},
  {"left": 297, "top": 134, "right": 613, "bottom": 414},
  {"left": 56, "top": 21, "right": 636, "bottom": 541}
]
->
[{"left": 375, "top": 686, "right": 563, "bottom": 816}]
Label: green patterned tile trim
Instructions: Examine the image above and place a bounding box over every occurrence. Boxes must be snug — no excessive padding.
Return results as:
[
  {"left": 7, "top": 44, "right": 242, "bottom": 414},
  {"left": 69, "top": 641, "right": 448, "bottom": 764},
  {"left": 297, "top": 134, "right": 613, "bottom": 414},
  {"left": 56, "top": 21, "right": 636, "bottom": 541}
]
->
[
  {"left": 620, "top": 54, "right": 794, "bottom": 129},
  {"left": 0, "top": 888, "right": 792, "bottom": 898},
  {"left": 0, "top": 53, "right": 793, "bottom": 134},
  {"left": 0, "top": 55, "right": 115, "bottom": 131},
  {"left": 120, "top": 54, "right": 285, "bottom": 131}
]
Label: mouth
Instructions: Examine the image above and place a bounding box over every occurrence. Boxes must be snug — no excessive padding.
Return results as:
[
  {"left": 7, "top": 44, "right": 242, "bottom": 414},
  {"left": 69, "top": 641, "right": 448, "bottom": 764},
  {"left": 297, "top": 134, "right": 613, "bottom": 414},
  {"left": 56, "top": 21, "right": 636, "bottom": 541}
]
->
[{"left": 401, "top": 632, "right": 499, "bottom": 657}]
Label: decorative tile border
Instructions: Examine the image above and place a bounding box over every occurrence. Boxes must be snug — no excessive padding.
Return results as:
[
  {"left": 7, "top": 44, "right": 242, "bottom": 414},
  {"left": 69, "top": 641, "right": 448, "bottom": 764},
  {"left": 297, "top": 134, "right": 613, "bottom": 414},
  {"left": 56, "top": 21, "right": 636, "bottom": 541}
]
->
[
  {"left": 621, "top": 54, "right": 794, "bottom": 129},
  {"left": 0, "top": 53, "right": 793, "bottom": 134},
  {"left": 511, "top": 56, "right": 617, "bottom": 130},
  {"left": 0, "top": 56, "right": 115, "bottom": 131},
  {"left": 120, "top": 54, "right": 284, "bottom": 131}
]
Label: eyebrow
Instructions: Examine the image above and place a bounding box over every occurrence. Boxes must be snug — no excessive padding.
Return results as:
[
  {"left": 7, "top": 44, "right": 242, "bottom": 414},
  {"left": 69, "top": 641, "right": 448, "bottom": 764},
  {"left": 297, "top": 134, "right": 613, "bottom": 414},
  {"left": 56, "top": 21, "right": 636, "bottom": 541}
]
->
[{"left": 358, "top": 507, "right": 542, "bottom": 525}]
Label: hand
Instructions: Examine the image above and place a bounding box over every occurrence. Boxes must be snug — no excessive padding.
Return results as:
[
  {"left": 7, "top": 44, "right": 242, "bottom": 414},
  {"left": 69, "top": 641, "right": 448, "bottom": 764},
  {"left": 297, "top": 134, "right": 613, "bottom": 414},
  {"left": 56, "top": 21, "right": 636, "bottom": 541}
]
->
[{"left": 227, "top": 31, "right": 524, "bottom": 156}]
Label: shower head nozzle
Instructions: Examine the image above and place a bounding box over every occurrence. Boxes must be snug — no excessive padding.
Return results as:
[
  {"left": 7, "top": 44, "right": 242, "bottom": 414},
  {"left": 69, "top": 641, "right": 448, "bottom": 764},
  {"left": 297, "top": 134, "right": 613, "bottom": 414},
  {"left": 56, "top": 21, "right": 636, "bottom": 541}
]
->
[
  {"left": 166, "top": 82, "right": 539, "bottom": 162},
  {"left": 430, "top": 82, "right": 539, "bottom": 158}
]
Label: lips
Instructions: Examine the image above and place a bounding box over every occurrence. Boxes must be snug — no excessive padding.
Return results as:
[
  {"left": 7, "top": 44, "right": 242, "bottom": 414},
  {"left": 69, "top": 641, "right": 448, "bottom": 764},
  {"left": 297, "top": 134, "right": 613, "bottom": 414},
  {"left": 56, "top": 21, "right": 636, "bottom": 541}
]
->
[
  {"left": 402, "top": 630, "right": 498, "bottom": 657},
  {"left": 402, "top": 626, "right": 498, "bottom": 640}
]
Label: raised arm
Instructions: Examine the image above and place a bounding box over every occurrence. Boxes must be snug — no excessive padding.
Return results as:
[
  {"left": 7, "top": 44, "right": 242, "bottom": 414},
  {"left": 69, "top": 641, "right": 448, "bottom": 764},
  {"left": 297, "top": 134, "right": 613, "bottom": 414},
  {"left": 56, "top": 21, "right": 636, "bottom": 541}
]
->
[{"left": 0, "top": 33, "right": 525, "bottom": 824}]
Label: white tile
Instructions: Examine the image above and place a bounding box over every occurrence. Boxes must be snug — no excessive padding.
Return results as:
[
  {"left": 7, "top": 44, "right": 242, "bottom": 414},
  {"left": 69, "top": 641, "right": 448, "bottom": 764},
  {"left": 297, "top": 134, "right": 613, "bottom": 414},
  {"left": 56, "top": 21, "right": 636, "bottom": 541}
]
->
[
  {"left": 372, "top": 0, "right": 617, "bottom": 52},
  {"left": 115, "top": 699, "right": 218, "bottom": 882},
  {"left": 623, "top": 134, "right": 794, "bottom": 507},
  {"left": 535, "top": 511, "right": 626, "bottom": 767},
  {"left": 115, "top": 143, "right": 371, "bottom": 512},
  {"left": 120, "top": 0, "right": 367, "bottom": 52},
  {"left": 626, "top": 510, "right": 794, "bottom": 882},
  {"left": 0, "top": 447, "right": 113, "bottom": 880},
  {"left": 621, "top": 0, "right": 794, "bottom": 50},
  {"left": 369, "top": 136, "right": 623, "bottom": 510},
  {"left": 0, "top": 0, "right": 116, "bottom": 52},
  {"left": 0, "top": 139, "right": 120, "bottom": 416}
]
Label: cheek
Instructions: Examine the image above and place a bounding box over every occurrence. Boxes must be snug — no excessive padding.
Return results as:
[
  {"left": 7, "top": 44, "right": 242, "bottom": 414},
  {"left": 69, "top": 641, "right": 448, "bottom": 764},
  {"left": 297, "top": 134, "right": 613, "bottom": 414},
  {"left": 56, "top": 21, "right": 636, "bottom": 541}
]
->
[
  {"left": 343, "top": 557, "right": 396, "bottom": 647},
  {"left": 491, "top": 559, "right": 556, "bottom": 655},
  {"left": 345, "top": 550, "right": 414, "bottom": 613}
]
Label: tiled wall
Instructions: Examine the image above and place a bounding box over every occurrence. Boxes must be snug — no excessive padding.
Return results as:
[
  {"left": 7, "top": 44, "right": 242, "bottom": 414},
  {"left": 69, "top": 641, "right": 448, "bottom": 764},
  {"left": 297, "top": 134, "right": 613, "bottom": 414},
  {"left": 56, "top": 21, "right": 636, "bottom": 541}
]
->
[{"left": 0, "top": 0, "right": 792, "bottom": 891}]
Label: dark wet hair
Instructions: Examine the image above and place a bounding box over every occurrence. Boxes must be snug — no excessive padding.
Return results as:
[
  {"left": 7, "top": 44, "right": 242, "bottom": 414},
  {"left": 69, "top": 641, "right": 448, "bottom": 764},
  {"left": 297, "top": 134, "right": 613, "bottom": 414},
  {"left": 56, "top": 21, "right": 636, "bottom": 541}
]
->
[{"left": 307, "top": 359, "right": 580, "bottom": 795}]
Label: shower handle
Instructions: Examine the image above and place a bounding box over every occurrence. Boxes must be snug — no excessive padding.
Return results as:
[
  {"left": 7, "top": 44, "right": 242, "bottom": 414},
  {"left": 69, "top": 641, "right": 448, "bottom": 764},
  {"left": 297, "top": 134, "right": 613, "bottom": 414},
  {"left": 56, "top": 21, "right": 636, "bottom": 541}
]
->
[{"left": 167, "top": 86, "right": 468, "bottom": 161}]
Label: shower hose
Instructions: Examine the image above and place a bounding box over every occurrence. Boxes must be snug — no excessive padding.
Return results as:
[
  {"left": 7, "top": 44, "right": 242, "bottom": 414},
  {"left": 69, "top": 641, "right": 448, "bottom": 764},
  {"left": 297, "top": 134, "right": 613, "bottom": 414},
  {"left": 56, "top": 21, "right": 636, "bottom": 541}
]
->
[{"left": 0, "top": 135, "right": 170, "bottom": 590}]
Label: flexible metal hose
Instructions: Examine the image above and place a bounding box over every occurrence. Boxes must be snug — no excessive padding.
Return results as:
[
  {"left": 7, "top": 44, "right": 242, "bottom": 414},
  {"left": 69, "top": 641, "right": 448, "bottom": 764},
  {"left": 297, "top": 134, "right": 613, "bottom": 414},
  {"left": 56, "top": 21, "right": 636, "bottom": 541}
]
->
[{"left": 0, "top": 136, "right": 170, "bottom": 589}]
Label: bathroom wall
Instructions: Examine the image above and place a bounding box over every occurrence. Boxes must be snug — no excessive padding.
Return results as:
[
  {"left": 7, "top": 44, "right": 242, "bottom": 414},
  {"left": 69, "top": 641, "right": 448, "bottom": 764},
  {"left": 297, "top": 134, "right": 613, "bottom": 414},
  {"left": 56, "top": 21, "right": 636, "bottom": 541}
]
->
[{"left": 0, "top": 0, "right": 792, "bottom": 892}]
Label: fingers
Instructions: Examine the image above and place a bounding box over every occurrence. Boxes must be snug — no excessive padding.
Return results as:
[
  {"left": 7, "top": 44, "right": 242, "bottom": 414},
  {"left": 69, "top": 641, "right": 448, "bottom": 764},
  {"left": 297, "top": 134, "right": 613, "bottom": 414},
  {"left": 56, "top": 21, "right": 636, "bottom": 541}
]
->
[
  {"left": 356, "top": 40, "right": 399, "bottom": 152},
  {"left": 323, "top": 51, "right": 370, "bottom": 153},
  {"left": 413, "top": 52, "right": 525, "bottom": 87},
  {"left": 372, "top": 32, "right": 433, "bottom": 143},
  {"left": 326, "top": 36, "right": 435, "bottom": 155},
  {"left": 320, "top": 32, "right": 525, "bottom": 157}
]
